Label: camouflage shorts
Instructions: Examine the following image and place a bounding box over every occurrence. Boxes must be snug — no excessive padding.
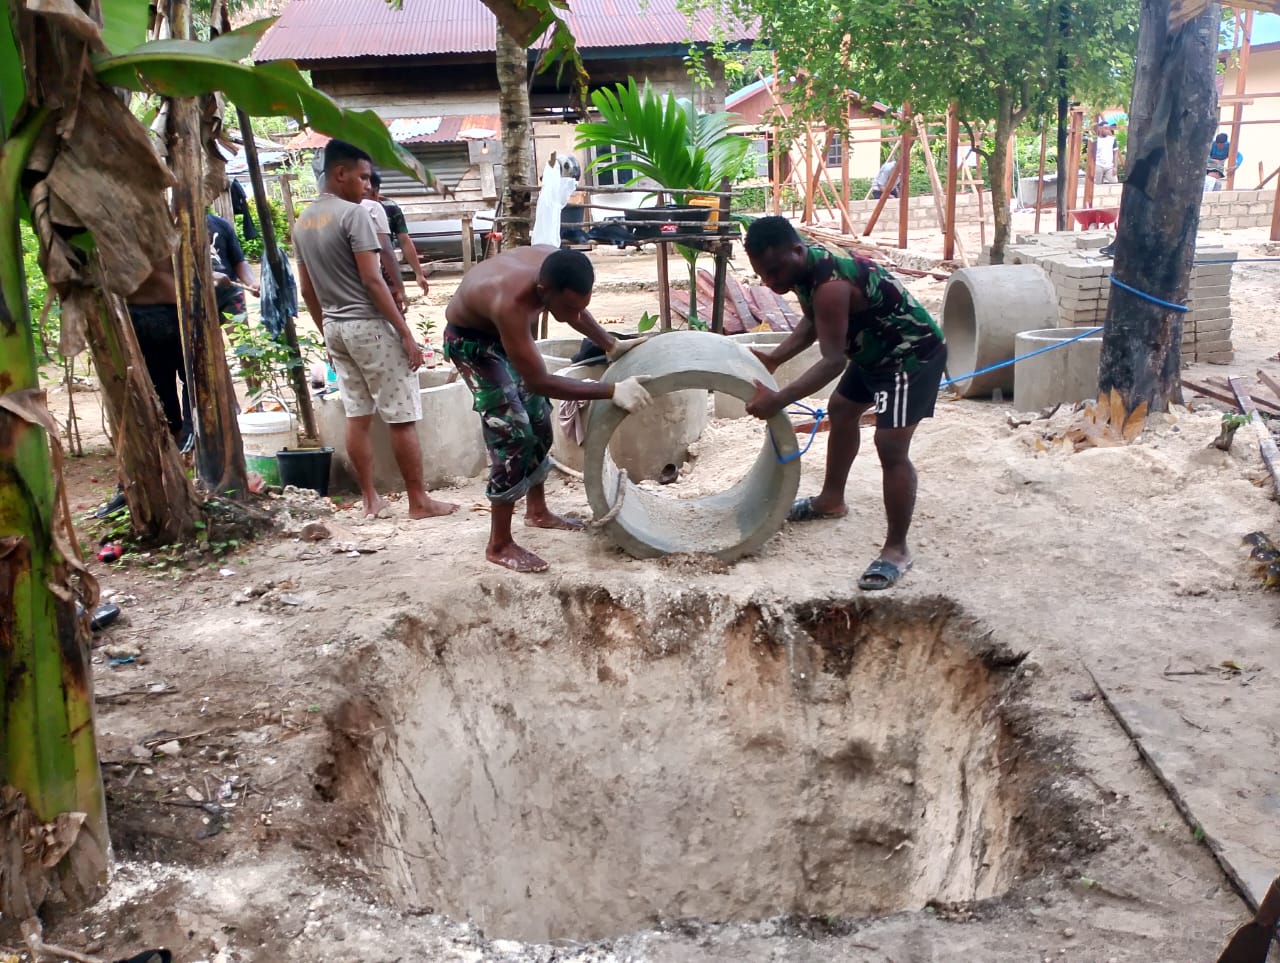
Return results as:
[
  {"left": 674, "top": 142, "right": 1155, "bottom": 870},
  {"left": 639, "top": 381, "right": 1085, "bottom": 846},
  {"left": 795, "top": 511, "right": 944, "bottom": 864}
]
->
[{"left": 444, "top": 326, "right": 552, "bottom": 504}]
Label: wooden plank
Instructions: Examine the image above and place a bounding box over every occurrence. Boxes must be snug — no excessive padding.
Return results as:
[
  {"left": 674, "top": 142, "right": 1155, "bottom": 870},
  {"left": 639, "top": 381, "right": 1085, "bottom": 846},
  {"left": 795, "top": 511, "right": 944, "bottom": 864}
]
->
[
  {"left": 1229, "top": 377, "right": 1280, "bottom": 496},
  {"left": 746, "top": 286, "right": 785, "bottom": 330},
  {"left": 1255, "top": 369, "right": 1280, "bottom": 406},
  {"left": 710, "top": 176, "right": 732, "bottom": 335},
  {"left": 914, "top": 117, "right": 967, "bottom": 266},
  {"left": 944, "top": 104, "right": 960, "bottom": 260},
  {"left": 771, "top": 289, "right": 800, "bottom": 329},
  {"left": 1205, "top": 376, "right": 1280, "bottom": 416},
  {"left": 723, "top": 275, "right": 755, "bottom": 335},
  {"left": 898, "top": 110, "right": 913, "bottom": 249}
]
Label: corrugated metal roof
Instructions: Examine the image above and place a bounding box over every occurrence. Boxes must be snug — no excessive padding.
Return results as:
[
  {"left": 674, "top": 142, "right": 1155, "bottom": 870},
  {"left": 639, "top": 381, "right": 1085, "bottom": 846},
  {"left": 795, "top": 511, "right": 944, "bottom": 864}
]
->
[
  {"left": 255, "top": 0, "right": 757, "bottom": 63},
  {"left": 387, "top": 116, "right": 443, "bottom": 141},
  {"left": 281, "top": 115, "right": 501, "bottom": 149}
]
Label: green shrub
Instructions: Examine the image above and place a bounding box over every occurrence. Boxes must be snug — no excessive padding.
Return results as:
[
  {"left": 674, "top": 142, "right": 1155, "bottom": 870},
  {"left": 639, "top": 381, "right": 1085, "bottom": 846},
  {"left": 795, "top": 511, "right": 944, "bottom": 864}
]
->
[{"left": 235, "top": 196, "right": 294, "bottom": 262}]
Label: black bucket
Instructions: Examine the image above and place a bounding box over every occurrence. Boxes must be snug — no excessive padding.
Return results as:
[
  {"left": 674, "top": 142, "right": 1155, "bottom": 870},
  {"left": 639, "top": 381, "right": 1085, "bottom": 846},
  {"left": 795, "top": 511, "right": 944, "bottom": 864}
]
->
[{"left": 276, "top": 446, "right": 334, "bottom": 496}]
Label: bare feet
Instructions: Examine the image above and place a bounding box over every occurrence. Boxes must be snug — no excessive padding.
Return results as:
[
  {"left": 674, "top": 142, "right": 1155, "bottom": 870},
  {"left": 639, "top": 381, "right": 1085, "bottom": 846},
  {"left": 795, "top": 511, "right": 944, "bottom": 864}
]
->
[
  {"left": 364, "top": 495, "right": 390, "bottom": 518},
  {"left": 408, "top": 497, "right": 460, "bottom": 520},
  {"left": 486, "top": 542, "right": 550, "bottom": 573},
  {"left": 524, "top": 510, "right": 585, "bottom": 532}
]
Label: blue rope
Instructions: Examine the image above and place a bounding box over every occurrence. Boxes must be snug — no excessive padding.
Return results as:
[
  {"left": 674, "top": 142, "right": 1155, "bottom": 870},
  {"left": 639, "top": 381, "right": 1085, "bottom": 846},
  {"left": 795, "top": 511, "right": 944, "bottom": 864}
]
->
[
  {"left": 1109, "top": 275, "right": 1190, "bottom": 312},
  {"left": 939, "top": 325, "right": 1104, "bottom": 389},
  {"left": 767, "top": 273, "right": 1203, "bottom": 462},
  {"left": 1193, "top": 257, "right": 1280, "bottom": 264},
  {"left": 770, "top": 401, "right": 826, "bottom": 464}
]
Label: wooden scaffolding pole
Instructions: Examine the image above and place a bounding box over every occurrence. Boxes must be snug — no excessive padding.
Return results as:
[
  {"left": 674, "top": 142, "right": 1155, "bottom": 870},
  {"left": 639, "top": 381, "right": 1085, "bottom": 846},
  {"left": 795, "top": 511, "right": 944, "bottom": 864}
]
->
[
  {"left": 915, "top": 116, "right": 967, "bottom": 265},
  {"left": 944, "top": 105, "right": 960, "bottom": 261},
  {"left": 1083, "top": 123, "right": 1097, "bottom": 209},
  {"left": 840, "top": 105, "right": 852, "bottom": 234},
  {"left": 1065, "top": 108, "right": 1084, "bottom": 219},
  {"left": 1228, "top": 9, "right": 1254, "bottom": 191},
  {"left": 898, "top": 106, "right": 913, "bottom": 249},
  {"left": 1034, "top": 129, "right": 1048, "bottom": 233},
  {"left": 771, "top": 126, "right": 782, "bottom": 214}
]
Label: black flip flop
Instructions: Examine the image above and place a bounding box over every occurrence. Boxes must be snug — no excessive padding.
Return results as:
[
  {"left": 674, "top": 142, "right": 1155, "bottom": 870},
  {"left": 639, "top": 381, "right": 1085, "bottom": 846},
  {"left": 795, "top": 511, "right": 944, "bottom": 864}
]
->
[
  {"left": 786, "top": 496, "right": 848, "bottom": 523},
  {"left": 858, "top": 558, "right": 912, "bottom": 591}
]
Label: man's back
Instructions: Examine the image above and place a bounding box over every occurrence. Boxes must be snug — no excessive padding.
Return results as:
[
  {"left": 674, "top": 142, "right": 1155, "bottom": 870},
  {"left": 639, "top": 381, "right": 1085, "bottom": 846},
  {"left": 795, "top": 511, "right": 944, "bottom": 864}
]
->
[
  {"left": 446, "top": 245, "right": 555, "bottom": 337},
  {"left": 293, "top": 194, "right": 380, "bottom": 322}
]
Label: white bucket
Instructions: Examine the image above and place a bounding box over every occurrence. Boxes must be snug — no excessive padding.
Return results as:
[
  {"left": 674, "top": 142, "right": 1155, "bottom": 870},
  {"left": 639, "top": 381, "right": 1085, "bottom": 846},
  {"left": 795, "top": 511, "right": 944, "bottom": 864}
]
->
[{"left": 238, "top": 410, "right": 297, "bottom": 486}]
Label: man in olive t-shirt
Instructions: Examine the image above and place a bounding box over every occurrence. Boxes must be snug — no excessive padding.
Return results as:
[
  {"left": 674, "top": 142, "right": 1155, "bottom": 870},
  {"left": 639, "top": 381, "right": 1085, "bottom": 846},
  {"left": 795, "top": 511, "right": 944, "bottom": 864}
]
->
[{"left": 293, "top": 139, "right": 456, "bottom": 521}]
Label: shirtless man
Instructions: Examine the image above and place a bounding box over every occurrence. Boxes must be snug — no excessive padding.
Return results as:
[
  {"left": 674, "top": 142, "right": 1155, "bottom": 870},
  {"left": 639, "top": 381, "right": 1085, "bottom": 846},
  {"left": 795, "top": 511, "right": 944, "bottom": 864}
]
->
[{"left": 444, "top": 246, "right": 652, "bottom": 573}]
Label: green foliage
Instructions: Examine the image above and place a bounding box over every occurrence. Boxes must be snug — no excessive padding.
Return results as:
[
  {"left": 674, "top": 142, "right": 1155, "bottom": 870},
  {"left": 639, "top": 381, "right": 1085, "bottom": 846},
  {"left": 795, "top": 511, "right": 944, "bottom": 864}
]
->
[
  {"left": 226, "top": 316, "right": 322, "bottom": 403},
  {"left": 19, "top": 222, "right": 57, "bottom": 356},
  {"left": 93, "top": 20, "right": 431, "bottom": 186},
  {"left": 98, "top": 0, "right": 153, "bottom": 55},
  {"left": 575, "top": 78, "right": 752, "bottom": 195},
  {"left": 236, "top": 196, "right": 292, "bottom": 261},
  {"left": 637, "top": 310, "right": 660, "bottom": 333}
]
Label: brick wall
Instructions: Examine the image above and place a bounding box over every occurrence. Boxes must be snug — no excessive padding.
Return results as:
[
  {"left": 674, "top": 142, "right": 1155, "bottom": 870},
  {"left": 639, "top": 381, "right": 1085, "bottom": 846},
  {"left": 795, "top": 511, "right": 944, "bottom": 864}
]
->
[
  {"left": 1000, "top": 233, "right": 1235, "bottom": 364},
  {"left": 847, "top": 184, "right": 1273, "bottom": 233}
]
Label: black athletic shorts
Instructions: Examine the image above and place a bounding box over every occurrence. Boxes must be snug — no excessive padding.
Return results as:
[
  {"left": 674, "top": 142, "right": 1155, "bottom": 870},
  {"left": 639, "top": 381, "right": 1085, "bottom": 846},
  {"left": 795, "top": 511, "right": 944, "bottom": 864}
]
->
[{"left": 835, "top": 343, "right": 947, "bottom": 429}]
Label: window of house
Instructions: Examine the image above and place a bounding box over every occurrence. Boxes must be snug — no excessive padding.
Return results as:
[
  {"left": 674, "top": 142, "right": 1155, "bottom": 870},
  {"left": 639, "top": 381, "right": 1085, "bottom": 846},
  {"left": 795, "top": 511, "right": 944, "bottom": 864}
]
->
[
  {"left": 594, "top": 146, "right": 637, "bottom": 187},
  {"left": 826, "top": 133, "right": 843, "bottom": 168}
]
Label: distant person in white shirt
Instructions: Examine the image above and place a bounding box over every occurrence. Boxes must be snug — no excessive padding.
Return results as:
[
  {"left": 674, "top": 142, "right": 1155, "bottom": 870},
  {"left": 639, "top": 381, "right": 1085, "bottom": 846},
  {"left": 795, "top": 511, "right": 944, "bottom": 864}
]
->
[
  {"left": 1204, "top": 168, "right": 1225, "bottom": 193},
  {"left": 361, "top": 179, "right": 407, "bottom": 312},
  {"left": 870, "top": 158, "right": 901, "bottom": 200},
  {"left": 1094, "top": 123, "right": 1119, "bottom": 184}
]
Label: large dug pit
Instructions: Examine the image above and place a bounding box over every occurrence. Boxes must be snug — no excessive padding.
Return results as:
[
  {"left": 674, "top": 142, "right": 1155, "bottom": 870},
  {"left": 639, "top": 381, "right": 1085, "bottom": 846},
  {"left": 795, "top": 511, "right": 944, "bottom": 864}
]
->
[{"left": 326, "top": 588, "right": 1053, "bottom": 944}]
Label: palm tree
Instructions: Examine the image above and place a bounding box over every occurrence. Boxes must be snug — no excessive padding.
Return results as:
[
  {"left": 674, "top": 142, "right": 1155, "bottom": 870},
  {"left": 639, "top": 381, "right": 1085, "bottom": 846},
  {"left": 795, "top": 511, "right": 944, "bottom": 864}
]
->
[{"left": 575, "top": 79, "right": 751, "bottom": 325}]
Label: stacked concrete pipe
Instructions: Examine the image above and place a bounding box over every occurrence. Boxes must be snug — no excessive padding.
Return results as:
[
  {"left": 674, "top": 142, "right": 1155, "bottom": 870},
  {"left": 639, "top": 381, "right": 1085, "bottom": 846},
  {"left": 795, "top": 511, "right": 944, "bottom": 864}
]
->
[
  {"left": 583, "top": 331, "right": 802, "bottom": 561},
  {"left": 1013, "top": 327, "right": 1104, "bottom": 410},
  {"left": 941, "top": 265, "right": 1059, "bottom": 398}
]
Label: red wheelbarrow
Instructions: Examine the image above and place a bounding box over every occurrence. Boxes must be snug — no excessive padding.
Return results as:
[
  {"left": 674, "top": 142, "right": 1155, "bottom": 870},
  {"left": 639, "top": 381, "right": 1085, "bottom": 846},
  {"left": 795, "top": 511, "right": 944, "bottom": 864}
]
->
[{"left": 1070, "top": 207, "right": 1119, "bottom": 230}]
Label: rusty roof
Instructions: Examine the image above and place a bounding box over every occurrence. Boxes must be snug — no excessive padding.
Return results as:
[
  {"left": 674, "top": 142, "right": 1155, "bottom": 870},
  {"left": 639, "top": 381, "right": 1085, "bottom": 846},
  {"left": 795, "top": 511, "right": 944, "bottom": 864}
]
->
[
  {"left": 282, "top": 115, "right": 501, "bottom": 150},
  {"left": 255, "top": 0, "right": 756, "bottom": 63}
]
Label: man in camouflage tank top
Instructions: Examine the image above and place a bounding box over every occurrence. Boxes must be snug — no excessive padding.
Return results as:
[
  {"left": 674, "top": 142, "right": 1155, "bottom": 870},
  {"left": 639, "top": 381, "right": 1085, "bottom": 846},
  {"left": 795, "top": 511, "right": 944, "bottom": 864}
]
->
[{"left": 743, "top": 216, "right": 947, "bottom": 590}]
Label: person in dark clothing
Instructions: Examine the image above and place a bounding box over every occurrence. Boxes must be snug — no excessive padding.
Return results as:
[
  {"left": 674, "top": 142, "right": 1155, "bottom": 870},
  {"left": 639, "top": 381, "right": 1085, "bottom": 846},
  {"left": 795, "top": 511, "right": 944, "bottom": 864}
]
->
[
  {"left": 369, "top": 170, "right": 430, "bottom": 297},
  {"left": 229, "top": 179, "right": 258, "bottom": 240},
  {"left": 207, "top": 212, "right": 258, "bottom": 319},
  {"left": 743, "top": 216, "right": 947, "bottom": 591}
]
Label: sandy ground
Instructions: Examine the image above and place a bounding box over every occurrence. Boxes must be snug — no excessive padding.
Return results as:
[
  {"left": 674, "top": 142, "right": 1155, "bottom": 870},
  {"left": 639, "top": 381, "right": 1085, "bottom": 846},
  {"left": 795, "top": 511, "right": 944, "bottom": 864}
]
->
[{"left": 15, "top": 220, "right": 1280, "bottom": 962}]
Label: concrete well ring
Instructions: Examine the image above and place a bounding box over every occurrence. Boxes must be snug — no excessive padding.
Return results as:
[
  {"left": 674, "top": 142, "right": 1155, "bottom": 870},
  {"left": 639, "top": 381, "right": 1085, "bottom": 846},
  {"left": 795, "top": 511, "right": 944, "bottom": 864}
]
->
[{"left": 582, "top": 330, "right": 802, "bottom": 562}]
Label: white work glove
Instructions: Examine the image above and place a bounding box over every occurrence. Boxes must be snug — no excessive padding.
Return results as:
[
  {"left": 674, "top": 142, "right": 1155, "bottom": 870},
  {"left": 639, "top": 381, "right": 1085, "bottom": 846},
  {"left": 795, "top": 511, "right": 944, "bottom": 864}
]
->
[
  {"left": 611, "top": 376, "right": 653, "bottom": 413},
  {"left": 605, "top": 334, "right": 651, "bottom": 363}
]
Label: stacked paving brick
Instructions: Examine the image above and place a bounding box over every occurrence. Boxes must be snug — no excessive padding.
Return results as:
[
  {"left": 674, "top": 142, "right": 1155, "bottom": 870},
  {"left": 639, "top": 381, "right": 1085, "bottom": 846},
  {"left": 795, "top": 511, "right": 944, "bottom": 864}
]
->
[
  {"left": 834, "top": 184, "right": 1271, "bottom": 233},
  {"left": 998, "top": 232, "right": 1235, "bottom": 364}
]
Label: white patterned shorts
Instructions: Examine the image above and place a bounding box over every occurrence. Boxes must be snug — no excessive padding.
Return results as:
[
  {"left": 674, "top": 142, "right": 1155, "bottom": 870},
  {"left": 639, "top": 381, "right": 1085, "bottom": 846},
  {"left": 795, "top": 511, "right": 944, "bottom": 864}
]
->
[{"left": 324, "top": 319, "right": 421, "bottom": 424}]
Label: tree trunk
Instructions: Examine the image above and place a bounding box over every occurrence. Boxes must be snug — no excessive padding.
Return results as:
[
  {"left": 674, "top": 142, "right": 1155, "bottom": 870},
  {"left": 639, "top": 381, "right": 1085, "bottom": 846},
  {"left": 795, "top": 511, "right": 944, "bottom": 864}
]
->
[
  {"left": 1098, "top": 0, "right": 1219, "bottom": 412},
  {"left": 987, "top": 90, "right": 1015, "bottom": 264},
  {"left": 166, "top": 0, "right": 247, "bottom": 495},
  {"left": 0, "top": 161, "right": 107, "bottom": 919},
  {"left": 497, "top": 23, "right": 533, "bottom": 249},
  {"left": 83, "top": 286, "right": 200, "bottom": 543},
  {"left": 237, "top": 109, "right": 316, "bottom": 441},
  {"left": 1055, "top": 2, "right": 1071, "bottom": 231}
]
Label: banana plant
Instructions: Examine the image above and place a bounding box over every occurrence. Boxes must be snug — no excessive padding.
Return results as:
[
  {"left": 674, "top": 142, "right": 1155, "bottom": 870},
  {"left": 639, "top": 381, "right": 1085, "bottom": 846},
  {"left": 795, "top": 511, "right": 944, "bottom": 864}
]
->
[
  {"left": 575, "top": 79, "right": 751, "bottom": 328},
  {"left": 0, "top": 0, "right": 441, "bottom": 924}
]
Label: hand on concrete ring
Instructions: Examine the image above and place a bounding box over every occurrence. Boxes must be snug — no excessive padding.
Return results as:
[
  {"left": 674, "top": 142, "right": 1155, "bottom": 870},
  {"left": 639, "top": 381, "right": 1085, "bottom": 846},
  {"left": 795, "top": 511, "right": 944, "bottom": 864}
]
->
[
  {"left": 749, "top": 346, "right": 780, "bottom": 374},
  {"left": 401, "top": 334, "right": 424, "bottom": 371},
  {"left": 745, "top": 380, "right": 784, "bottom": 420},
  {"left": 606, "top": 334, "right": 651, "bottom": 363},
  {"left": 611, "top": 376, "right": 653, "bottom": 413}
]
